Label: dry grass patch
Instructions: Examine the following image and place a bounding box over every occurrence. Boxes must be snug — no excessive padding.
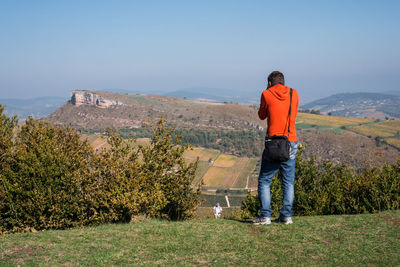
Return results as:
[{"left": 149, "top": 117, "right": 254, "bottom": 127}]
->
[
  {"left": 193, "top": 161, "right": 211, "bottom": 185},
  {"left": 385, "top": 138, "right": 400, "bottom": 148},
  {"left": 349, "top": 124, "right": 395, "bottom": 137},
  {"left": 202, "top": 167, "right": 236, "bottom": 187},
  {"left": 297, "top": 113, "right": 373, "bottom": 127},
  {"left": 213, "top": 154, "right": 238, "bottom": 167},
  {"left": 183, "top": 147, "right": 220, "bottom": 162}
]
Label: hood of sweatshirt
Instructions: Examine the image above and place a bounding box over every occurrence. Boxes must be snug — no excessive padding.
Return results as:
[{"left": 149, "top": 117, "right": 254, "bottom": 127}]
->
[{"left": 268, "top": 84, "right": 291, "bottom": 101}]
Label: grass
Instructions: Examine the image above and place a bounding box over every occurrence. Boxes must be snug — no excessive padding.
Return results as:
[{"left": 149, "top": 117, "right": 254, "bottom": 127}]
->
[
  {"left": 386, "top": 138, "right": 400, "bottom": 148},
  {"left": 203, "top": 166, "right": 236, "bottom": 187},
  {"left": 297, "top": 113, "right": 373, "bottom": 127},
  {"left": 348, "top": 120, "right": 400, "bottom": 138},
  {"left": 127, "top": 95, "right": 162, "bottom": 106},
  {"left": 348, "top": 120, "right": 400, "bottom": 149},
  {"left": 1, "top": 210, "right": 399, "bottom": 266},
  {"left": 349, "top": 124, "right": 396, "bottom": 138},
  {"left": 232, "top": 158, "right": 258, "bottom": 188},
  {"left": 193, "top": 161, "right": 211, "bottom": 185},
  {"left": 183, "top": 147, "right": 220, "bottom": 162},
  {"left": 213, "top": 154, "right": 238, "bottom": 167},
  {"left": 183, "top": 99, "right": 224, "bottom": 106}
]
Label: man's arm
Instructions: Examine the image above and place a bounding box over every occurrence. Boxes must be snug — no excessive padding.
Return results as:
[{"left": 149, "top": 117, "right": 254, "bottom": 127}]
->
[{"left": 258, "top": 92, "right": 268, "bottom": 120}]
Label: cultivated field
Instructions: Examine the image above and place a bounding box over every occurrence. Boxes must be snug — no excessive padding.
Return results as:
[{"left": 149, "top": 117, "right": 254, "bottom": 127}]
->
[
  {"left": 202, "top": 156, "right": 258, "bottom": 189},
  {"left": 193, "top": 161, "right": 211, "bottom": 185},
  {"left": 348, "top": 120, "right": 400, "bottom": 138},
  {"left": 213, "top": 154, "right": 237, "bottom": 167},
  {"left": 183, "top": 147, "right": 220, "bottom": 163},
  {"left": 296, "top": 113, "right": 400, "bottom": 150},
  {"left": 296, "top": 113, "right": 373, "bottom": 127}
]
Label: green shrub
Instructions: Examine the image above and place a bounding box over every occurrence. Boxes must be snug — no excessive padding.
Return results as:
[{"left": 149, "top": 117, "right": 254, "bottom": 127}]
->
[
  {"left": 240, "top": 147, "right": 400, "bottom": 218},
  {"left": 0, "top": 106, "right": 201, "bottom": 233},
  {"left": 137, "top": 119, "right": 201, "bottom": 220},
  {"left": 0, "top": 117, "right": 103, "bottom": 232}
]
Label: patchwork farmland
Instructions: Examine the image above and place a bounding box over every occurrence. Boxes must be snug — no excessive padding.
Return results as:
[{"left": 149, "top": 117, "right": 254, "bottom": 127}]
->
[{"left": 85, "top": 134, "right": 259, "bottom": 190}]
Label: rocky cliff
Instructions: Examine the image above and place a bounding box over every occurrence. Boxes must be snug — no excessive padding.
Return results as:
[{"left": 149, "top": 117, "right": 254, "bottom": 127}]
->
[{"left": 70, "top": 90, "right": 124, "bottom": 108}]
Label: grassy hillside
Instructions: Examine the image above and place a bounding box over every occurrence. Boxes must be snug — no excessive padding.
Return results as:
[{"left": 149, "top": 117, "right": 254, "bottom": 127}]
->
[
  {"left": 348, "top": 119, "right": 400, "bottom": 147},
  {"left": 47, "top": 92, "right": 262, "bottom": 131},
  {"left": 1, "top": 210, "right": 399, "bottom": 265},
  {"left": 301, "top": 92, "right": 400, "bottom": 119},
  {"left": 295, "top": 113, "right": 400, "bottom": 166}
]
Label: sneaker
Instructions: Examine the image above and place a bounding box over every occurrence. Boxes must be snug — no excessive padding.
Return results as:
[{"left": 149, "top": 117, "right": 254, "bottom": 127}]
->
[
  {"left": 277, "top": 217, "right": 293, "bottom": 225},
  {"left": 252, "top": 217, "right": 271, "bottom": 225}
]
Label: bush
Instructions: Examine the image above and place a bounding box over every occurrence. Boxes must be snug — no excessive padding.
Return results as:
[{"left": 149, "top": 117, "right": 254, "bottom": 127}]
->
[
  {"left": 133, "top": 119, "right": 201, "bottom": 220},
  {"left": 240, "top": 147, "right": 400, "bottom": 218},
  {"left": 0, "top": 106, "right": 201, "bottom": 233},
  {"left": 0, "top": 117, "right": 103, "bottom": 232}
]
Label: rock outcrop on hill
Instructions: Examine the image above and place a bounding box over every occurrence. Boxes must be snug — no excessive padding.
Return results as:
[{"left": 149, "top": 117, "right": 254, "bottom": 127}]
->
[
  {"left": 47, "top": 91, "right": 263, "bottom": 130},
  {"left": 70, "top": 90, "right": 124, "bottom": 108}
]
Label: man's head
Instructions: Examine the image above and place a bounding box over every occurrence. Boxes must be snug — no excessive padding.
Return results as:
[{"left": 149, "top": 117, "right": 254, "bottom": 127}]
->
[{"left": 267, "top": 71, "right": 285, "bottom": 87}]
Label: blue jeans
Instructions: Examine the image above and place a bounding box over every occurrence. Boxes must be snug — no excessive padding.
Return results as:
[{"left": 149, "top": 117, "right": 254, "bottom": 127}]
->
[{"left": 258, "top": 142, "right": 298, "bottom": 218}]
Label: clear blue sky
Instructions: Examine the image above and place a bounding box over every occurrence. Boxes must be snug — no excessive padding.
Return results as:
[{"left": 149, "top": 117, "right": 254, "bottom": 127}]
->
[{"left": 1, "top": 0, "right": 399, "bottom": 103}]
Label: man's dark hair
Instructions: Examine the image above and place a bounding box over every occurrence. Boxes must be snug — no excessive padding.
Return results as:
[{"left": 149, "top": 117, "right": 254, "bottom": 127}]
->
[{"left": 268, "top": 71, "right": 285, "bottom": 86}]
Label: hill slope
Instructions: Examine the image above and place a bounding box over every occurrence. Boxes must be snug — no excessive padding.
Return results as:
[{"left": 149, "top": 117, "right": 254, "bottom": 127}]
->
[
  {"left": 1, "top": 210, "right": 399, "bottom": 265},
  {"left": 301, "top": 92, "right": 400, "bottom": 119},
  {"left": 47, "top": 90, "right": 262, "bottom": 131}
]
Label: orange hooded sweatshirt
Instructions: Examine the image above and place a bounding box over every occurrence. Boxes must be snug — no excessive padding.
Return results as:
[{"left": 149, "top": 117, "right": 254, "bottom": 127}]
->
[{"left": 258, "top": 84, "right": 299, "bottom": 142}]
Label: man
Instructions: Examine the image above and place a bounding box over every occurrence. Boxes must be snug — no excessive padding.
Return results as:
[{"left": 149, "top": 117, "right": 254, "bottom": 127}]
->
[
  {"left": 213, "top": 203, "right": 222, "bottom": 219},
  {"left": 253, "top": 71, "right": 299, "bottom": 225}
]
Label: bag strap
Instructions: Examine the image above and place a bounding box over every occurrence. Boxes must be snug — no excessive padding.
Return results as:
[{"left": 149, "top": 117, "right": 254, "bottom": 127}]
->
[{"left": 287, "top": 88, "right": 293, "bottom": 135}]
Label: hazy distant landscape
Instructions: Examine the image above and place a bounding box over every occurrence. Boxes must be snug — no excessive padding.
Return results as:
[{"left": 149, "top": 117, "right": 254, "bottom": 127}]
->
[
  {"left": 3, "top": 89, "right": 399, "bottom": 120},
  {"left": 0, "top": 96, "right": 66, "bottom": 119}
]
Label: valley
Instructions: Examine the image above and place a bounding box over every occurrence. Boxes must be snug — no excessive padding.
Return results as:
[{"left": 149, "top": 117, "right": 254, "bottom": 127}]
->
[{"left": 66, "top": 91, "right": 399, "bottom": 209}]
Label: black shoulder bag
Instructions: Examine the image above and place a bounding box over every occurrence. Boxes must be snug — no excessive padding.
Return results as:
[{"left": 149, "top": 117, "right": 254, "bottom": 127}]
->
[{"left": 263, "top": 88, "right": 292, "bottom": 162}]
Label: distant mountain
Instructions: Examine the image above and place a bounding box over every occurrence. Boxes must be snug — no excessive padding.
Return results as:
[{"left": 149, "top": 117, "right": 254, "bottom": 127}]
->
[
  {"left": 301, "top": 92, "right": 400, "bottom": 119},
  {"left": 0, "top": 96, "right": 66, "bottom": 119},
  {"left": 382, "top": 90, "right": 400, "bottom": 96}
]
